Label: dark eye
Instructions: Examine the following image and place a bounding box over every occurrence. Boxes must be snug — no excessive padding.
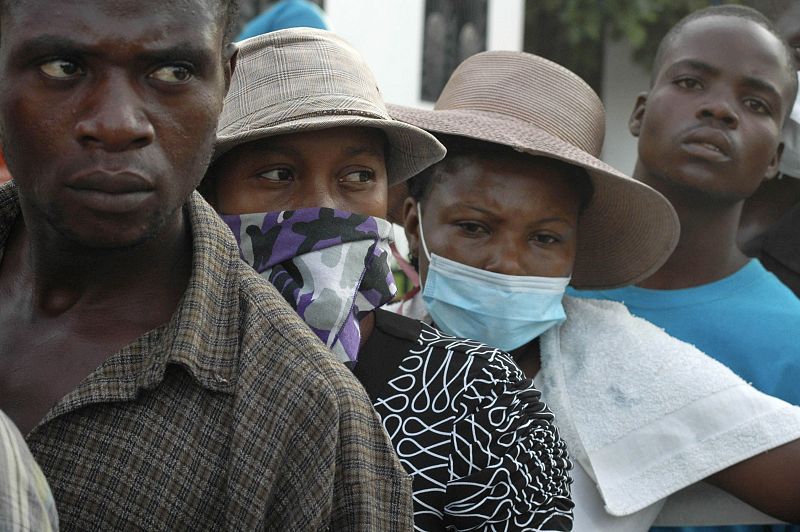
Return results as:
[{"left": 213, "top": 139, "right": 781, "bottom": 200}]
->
[
  {"left": 532, "top": 234, "right": 560, "bottom": 245},
  {"left": 675, "top": 77, "right": 701, "bottom": 90},
  {"left": 149, "top": 65, "right": 193, "bottom": 84},
  {"left": 39, "top": 59, "right": 83, "bottom": 79},
  {"left": 340, "top": 169, "right": 375, "bottom": 183},
  {"left": 258, "top": 168, "right": 293, "bottom": 182},
  {"left": 744, "top": 98, "right": 770, "bottom": 115},
  {"left": 455, "top": 221, "right": 488, "bottom": 235}
]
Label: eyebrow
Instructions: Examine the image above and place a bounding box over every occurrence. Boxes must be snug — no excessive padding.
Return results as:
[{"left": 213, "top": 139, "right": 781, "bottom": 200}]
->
[
  {"left": 19, "top": 35, "right": 214, "bottom": 66},
  {"left": 669, "top": 59, "right": 782, "bottom": 101},
  {"left": 449, "top": 203, "right": 576, "bottom": 227},
  {"left": 342, "top": 145, "right": 384, "bottom": 158}
]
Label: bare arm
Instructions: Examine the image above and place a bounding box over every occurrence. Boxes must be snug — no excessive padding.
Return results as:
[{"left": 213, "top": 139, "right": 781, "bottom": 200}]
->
[{"left": 707, "top": 438, "right": 800, "bottom": 523}]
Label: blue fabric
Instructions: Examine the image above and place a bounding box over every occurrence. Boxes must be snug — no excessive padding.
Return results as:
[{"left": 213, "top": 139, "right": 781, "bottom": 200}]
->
[
  {"left": 237, "top": 0, "right": 328, "bottom": 40},
  {"left": 572, "top": 259, "right": 800, "bottom": 532}
]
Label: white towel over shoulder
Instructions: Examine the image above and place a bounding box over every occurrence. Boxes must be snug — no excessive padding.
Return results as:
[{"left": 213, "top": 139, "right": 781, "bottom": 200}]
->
[{"left": 538, "top": 295, "right": 800, "bottom": 519}]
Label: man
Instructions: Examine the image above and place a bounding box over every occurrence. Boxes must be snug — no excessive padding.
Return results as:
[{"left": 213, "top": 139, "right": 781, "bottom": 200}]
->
[
  {"left": 738, "top": 0, "right": 800, "bottom": 296},
  {"left": 0, "top": 0, "right": 412, "bottom": 530},
  {"left": 0, "top": 410, "right": 58, "bottom": 532},
  {"left": 237, "top": 0, "right": 329, "bottom": 40},
  {"left": 575, "top": 6, "right": 800, "bottom": 530}
]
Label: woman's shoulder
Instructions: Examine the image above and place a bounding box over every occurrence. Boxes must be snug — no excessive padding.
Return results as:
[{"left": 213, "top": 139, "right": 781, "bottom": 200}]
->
[{"left": 372, "top": 308, "right": 524, "bottom": 379}]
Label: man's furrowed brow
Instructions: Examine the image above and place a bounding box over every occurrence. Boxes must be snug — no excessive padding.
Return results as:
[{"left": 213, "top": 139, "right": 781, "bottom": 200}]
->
[
  {"left": 137, "top": 42, "right": 216, "bottom": 67},
  {"left": 741, "top": 76, "right": 782, "bottom": 102},
  {"left": 666, "top": 59, "right": 719, "bottom": 77},
  {"left": 18, "top": 35, "right": 95, "bottom": 59}
]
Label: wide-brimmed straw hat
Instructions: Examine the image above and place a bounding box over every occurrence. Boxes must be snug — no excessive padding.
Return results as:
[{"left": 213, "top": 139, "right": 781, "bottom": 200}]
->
[
  {"left": 389, "top": 51, "right": 680, "bottom": 290},
  {"left": 214, "top": 28, "right": 445, "bottom": 185}
]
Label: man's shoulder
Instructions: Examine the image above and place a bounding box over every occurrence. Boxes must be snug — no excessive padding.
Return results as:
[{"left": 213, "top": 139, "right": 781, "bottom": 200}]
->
[{"left": 233, "top": 263, "right": 369, "bottom": 404}]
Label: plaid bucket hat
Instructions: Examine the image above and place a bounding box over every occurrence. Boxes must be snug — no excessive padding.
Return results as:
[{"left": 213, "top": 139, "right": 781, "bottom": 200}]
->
[
  {"left": 214, "top": 28, "right": 445, "bottom": 184},
  {"left": 389, "top": 51, "right": 680, "bottom": 290}
]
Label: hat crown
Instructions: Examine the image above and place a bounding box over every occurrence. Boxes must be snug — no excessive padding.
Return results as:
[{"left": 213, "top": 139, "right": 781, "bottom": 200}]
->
[
  {"left": 434, "top": 51, "right": 606, "bottom": 156},
  {"left": 218, "top": 29, "right": 390, "bottom": 138}
]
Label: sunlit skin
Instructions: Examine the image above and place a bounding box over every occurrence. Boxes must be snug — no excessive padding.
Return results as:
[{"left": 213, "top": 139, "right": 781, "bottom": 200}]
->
[
  {"left": 207, "top": 126, "right": 390, "bottom": 345},
  {"left": 0, "top": 0, "right": 236, "bottom": 434},
  {"left": 624, "top": 16, "right": 800, "bottom": 519},
  {"left": 402, "top": 152, "right": 582, "bottom": 376},
  {"left": 630, "top": 16, "right": 796, "bottom": 289},
  {"left": 403, "top": 146, "right": 800, "bottom": 521},
  {"left": 208, "top": 127, "right": 388, "bottom": 218}
]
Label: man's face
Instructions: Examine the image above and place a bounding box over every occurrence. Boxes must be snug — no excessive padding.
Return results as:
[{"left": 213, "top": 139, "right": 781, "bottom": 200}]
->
[
  {"left": 0, "top": 0, "right": 234, "bottom": 248},
  {"left": 631, "top": 16, "right": 794, "bottom": 203}
]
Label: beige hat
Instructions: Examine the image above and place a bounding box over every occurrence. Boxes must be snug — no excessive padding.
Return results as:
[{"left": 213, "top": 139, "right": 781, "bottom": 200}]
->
[
  {"left": 214, "top": 28, "right": 445, "bottom": 185},
  {"left": 389, "top": 51, "right": 680, "bottom": 290}
]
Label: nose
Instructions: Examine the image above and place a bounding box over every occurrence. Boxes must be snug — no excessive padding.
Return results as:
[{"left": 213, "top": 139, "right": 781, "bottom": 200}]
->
[
  {"left": 74, "top": 74, "right": 155, "bottom": 152},
  {"left": 696, "top": 92, "right": 739, "bottom": 128},
  {"left": 297, "top": 179, "right": 340, "bottom": 211},
  {"left": 483, "top": 237, "right": 528, "bottom": 277}
]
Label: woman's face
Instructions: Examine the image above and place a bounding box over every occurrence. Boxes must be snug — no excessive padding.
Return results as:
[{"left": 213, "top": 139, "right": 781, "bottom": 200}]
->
[
  {"left": 208, "top": 126, "right": 389, "bottom": 217},
  {"left": 403, "top": 152, "right": 582, "bottom": 284}
]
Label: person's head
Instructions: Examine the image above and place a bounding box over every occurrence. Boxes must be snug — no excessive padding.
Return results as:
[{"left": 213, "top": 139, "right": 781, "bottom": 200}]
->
[
  {"left": 404, "top": 135, "right": 592, "bottom": 283},
  {"left": 0, "top": 0, "right": 239, "bottom": 249},
  {"left": 391, "top": 51, "right": 680, "bottom": 291},
  {"left": 632, "top": 5, "right": 798, "bottom": 203},
  {"left": 203, "top": 29, "right": 445, "bottom": 219}
]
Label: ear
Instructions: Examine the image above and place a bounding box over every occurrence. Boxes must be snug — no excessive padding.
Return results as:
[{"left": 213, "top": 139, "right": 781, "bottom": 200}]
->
[
  {"left": 764, "top": 141, "right": 784, "bottom": 181},
  {"left": 223, "top": 43, "right": 239, "bottom": 93},
  {"left": 629, "top": 92, "right": 649, "bottom": 137},
  {"left": 402, "top": 196, "right": 421, "bottom": 260}
]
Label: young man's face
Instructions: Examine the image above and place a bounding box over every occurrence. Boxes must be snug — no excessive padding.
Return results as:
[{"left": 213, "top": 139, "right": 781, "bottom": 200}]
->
[
  {"left": 631, "top": 16, "right": 795, "bottom": 203},
  {"left": 0, "top": 0, "right": 234, "bottom": 248}
]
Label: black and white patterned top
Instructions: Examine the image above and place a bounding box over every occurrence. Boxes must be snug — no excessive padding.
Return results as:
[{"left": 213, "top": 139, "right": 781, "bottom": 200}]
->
[{"left": 355, "top": 309, "right": 574, "bottom": 531}]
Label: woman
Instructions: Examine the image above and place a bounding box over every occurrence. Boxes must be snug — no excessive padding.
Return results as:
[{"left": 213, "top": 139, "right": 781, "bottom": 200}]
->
[
  {"left": 201, "top": 29, "right": 574, "bottom": 531},
  {"left": 388, "top": 50, "right": 800, "bottom": 530}
]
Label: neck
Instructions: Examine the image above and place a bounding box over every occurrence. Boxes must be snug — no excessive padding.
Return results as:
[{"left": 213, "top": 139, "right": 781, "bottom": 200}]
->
[
  {"left": 14, "top": 208, "right": 192, "bottom": 321},
  {"left": 634, "top": 161, "right": 750, "bottom": 289}
]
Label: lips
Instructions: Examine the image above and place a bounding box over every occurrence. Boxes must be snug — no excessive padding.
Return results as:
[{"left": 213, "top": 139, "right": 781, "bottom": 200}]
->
[
  {"left": 66, "top": 170, "right": 156, "bottom": 213},
  {"left": 680, "top": 127, "right": 733, "bottom": 161},
  {"left": 68, "top": 170, "right": 154, "bottom": 194}
]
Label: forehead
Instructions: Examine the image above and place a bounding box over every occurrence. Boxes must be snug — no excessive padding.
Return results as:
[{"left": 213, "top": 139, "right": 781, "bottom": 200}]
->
[
  {"left": 430, "top": 153, "right": 580, "bottom": 206},
  {"left": 660, "top": 16, "right": 792, "bottom": 92},
  {"left": 239, "top": 127, "right": 387, "bottom": 154},
  {"left": 0, "top": 0, "right": 221, "bottom": 54}
]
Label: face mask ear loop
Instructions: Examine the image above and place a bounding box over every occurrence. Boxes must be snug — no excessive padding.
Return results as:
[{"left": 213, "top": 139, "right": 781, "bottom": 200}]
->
[{"left": 416, "top": 201, "right": 432, "bottom": 261}]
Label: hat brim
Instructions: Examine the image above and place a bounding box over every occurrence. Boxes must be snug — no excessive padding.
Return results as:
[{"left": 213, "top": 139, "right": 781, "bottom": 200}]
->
[
  {"left": 388, "top": 104, "right": 679, "bottom": 290},
  {"left": 214, "top": 113, "right": 445, "bottom": 186}
]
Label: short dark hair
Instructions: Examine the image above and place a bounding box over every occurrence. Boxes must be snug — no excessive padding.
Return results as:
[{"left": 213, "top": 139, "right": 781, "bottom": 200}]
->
[
  {"left": 652, "top": 5, "right": 796, "bottom": 93},
  {"left": 407, "top": 134, "right": 594, "bottom": 212},
  {"left": 0, "top": 0, "right": 240, "bottom": 45},
  {"left": 747, "top": 0, "right": 795, "bottom": 23}
]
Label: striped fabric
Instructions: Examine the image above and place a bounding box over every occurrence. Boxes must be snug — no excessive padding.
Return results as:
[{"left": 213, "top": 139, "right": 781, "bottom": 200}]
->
[
  {"left": 0, "top": 410, "right": 58, "bottom": 532},
  {"left": 0, "top": 182, "right": 413, "bottom": 531}
]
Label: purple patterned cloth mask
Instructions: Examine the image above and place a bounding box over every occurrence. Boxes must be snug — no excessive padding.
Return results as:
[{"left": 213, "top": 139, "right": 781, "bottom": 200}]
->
[{"left": 221, "top": 208, "right": 397, "bottom": 367}]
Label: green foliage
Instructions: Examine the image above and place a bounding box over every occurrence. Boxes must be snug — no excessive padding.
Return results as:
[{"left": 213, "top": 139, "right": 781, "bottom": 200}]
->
[{"left": 526, "top": 0, "right": 744, "bottom": 71}]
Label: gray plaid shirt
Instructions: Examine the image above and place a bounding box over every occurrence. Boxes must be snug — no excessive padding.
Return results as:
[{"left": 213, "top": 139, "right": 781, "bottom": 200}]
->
[{"left": 0, "top": 183, "right": 412, "bottom": 531}]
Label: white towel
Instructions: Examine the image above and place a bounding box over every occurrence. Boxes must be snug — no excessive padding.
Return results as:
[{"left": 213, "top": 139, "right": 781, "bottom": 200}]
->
[{"left": 538, "top": 296, "right": 800, "bottom": 518}]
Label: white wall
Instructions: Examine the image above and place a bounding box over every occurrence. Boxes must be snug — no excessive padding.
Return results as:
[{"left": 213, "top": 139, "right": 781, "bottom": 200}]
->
[
  {"left": 326, "top": 0, "right": 525, "bottom": 108},
  {"left": 325, "top": 0, "right": 428, "bottom": 107},
  {"left": 600, "top": 38, "right": 650, "bottom": 175}
]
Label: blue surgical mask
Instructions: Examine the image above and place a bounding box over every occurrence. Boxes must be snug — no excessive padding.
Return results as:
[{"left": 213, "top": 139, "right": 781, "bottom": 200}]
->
[{"left": 417, "top": 203, "right": 569, "bottom": 351}]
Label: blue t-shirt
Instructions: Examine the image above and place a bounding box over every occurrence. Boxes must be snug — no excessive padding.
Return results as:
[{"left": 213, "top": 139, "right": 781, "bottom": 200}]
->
[
  {"left": 574, "top": 259, "right": 800, "bottom": 532},
  {"left": 237, "top": 0, "right": 329, "bottom": 41}
]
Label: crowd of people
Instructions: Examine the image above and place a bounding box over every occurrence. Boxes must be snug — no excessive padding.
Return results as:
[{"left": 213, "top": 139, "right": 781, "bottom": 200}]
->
[{"left": 0, "top": 0, "right": 798, "bottom": 531}]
